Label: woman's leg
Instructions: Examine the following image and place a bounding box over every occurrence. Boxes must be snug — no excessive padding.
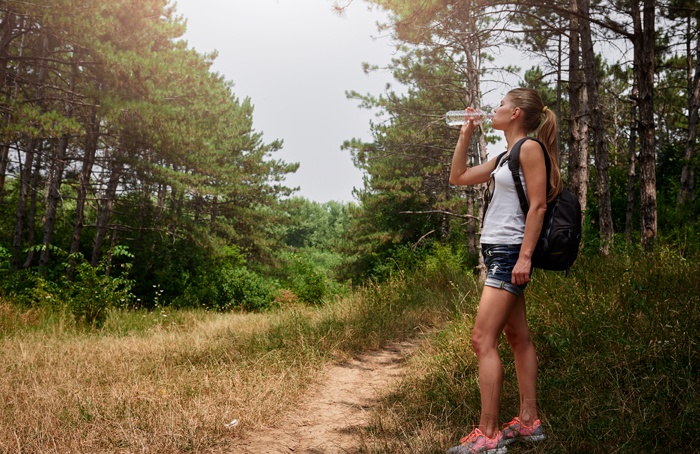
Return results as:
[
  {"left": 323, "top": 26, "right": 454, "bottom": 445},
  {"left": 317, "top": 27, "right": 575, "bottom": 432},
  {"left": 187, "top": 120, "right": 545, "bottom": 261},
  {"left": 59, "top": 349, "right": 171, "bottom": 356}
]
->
[
  {"left": 470, "top": 286, "right": 518, "bottom": 438},
  {"left": 503, "top": 293, "right": 539, "bottom": 425}
]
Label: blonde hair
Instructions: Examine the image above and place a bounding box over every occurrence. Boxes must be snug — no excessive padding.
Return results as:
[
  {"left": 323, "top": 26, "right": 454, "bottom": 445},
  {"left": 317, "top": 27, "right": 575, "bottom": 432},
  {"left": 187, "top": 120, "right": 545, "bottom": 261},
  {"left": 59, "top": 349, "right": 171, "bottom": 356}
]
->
[{"left": 507, "top": 88, "right": 563, "bottom": 201}]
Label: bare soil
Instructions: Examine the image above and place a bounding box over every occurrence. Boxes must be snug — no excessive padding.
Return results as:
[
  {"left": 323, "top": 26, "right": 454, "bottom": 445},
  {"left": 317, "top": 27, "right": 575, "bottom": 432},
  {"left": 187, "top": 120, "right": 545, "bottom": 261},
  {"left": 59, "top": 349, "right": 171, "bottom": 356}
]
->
[{"left": 231, "top": 339, "right": 422, "bottom": 453}]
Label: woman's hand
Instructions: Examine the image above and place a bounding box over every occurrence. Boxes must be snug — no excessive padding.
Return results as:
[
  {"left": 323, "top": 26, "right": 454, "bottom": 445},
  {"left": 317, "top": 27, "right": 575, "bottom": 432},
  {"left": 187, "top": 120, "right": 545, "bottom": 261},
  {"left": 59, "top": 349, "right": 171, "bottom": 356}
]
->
[
  {"left": 460, "top": 108, "right": 478, "bottom": 136},
  {"left": 449, "top": 108, "right": 496, "bottom": 187},
  {"left": 511, "top": 257, "right": 532, "bottom": 286}
]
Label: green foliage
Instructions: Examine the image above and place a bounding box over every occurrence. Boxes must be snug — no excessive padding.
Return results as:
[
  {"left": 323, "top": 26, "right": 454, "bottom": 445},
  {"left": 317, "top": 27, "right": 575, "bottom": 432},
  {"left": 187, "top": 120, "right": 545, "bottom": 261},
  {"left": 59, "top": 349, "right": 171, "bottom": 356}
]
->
[
  {"left": 174, "top": 263, "right": 277, "bottom": 311},
  {"left": 214, "top": 267, "right": 277, "bottom": 312},
  {"left": 0, "top": 249, "right": 134, "bottom": 328},
  {"left": 61, "top": 250, "right": 135, "bottom": 327},
  {"left": 282, "top": 198, "right": 352, "bottom": 250},
  {"left": 282, "top": 253, "right": 329, "bottom": 305},
  {"left": 0, "top": 0, "right": 297, "bottom": 309},
  {"left": 0, "top": 246, "right": 10, "bottom": 282}
]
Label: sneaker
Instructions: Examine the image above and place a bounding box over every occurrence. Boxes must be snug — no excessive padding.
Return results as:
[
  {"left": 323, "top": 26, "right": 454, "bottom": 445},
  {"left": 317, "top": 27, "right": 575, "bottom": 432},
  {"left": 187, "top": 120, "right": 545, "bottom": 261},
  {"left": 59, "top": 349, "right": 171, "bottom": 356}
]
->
[
  {"left": 447, "top": 428, "right": 507, "bottom": 454},
  {"left": 499, "top": 417, "right": 546, "bottom": 446}
]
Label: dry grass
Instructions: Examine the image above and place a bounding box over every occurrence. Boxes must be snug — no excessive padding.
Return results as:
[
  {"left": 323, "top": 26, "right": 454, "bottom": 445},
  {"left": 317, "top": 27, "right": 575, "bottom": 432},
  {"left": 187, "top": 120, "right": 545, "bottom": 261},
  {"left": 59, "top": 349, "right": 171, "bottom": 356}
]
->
[
  {"left": 0, "top": 258, "right": 464, "bottom": 453},
  {"left": 0, "top": 308, "right": 321, "bottom": 453},
  {"left": 0, "top": 257, "right": 468, "bottom": 453}
]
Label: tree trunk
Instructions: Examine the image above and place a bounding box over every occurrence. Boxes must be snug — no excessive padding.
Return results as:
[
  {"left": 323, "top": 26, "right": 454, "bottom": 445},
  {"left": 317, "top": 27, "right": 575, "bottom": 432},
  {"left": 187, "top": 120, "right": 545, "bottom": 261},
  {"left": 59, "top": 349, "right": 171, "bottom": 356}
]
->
[
  {"left": 556, "top": 23, "right": 564, "bottom": 162},
  {"left": 22, "top": 147, "right": 44, "bottom": 268},
  {"left": 568, "top": 0, "right": 589, "bottom": 218},
  {"left": 0, "top": 8, "right": 16, "bottom": 192},
  {"left": 0, "top": 8, "right": 15, "bottom": 91},
  {"left": 579, "top": 0, "right": 613, "bottom": 255},
  {"left": 210, "top": 195, "right": 218, "bottom": 234},
  {"left": 678, "top": 15, "right": 699, "bottom": 206},
  {"left": 12, "top": 140, "right": 36, "bottom": 269},
  {"left": 463, "top": 31, "right": 487, "bottom": 278},
  {"left": 70, "top": 107, "right": 100, "bottom": 255},
  {"left": 441, "top": 166, "right": 452, "bottom": 242},
  {"left": 633, "top": 0, "right": 657, "bottom": 250},
  {"left": 0, "top": 10, "right": 19, "bottom": 200},
  {"left": 105, "top": 227, "right": 118, "bottom": 277},
  {"left": 92, "top": 153, "right": 124, "bottom": 266},
  {"left": 39, "top": 60, "right": 77, "bottom": 270},
  {"left": 625, "top": 84, "right": 638, "bottom": 243},
  {"left": 11, "top": 34, "right": 48, "bottom": 269},
  {"left": 39, "top": 137, "right": 70, "bottom": 269}
]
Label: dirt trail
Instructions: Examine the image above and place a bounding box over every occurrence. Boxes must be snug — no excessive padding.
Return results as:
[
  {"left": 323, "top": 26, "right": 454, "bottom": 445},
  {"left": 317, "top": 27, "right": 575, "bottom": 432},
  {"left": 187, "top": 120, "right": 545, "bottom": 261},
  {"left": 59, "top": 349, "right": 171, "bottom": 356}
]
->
[{"left": 232, "top": 339, "right": 422, "bottom": 453}]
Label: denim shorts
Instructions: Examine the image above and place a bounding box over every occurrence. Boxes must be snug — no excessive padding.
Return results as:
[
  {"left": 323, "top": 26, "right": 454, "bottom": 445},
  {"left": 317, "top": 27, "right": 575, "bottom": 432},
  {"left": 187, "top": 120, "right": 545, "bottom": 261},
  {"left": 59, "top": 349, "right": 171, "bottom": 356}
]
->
[{"left": 481, "top": 244, "right": 528, "bottom": 296}]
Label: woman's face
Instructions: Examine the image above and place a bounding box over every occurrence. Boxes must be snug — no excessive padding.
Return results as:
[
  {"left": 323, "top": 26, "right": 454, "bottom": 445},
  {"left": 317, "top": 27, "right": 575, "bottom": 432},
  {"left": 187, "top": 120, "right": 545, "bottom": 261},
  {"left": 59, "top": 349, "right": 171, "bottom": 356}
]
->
[{"left": 491, "top": 95, "right": 516, "bottom": 131}]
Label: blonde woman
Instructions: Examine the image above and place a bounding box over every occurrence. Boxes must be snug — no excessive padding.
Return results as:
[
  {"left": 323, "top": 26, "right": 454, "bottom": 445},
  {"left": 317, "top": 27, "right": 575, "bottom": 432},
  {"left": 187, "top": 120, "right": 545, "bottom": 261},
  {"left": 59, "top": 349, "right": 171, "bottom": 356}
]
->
[{"left": 447, "top": 88, "right": 561, "bottom": 454}]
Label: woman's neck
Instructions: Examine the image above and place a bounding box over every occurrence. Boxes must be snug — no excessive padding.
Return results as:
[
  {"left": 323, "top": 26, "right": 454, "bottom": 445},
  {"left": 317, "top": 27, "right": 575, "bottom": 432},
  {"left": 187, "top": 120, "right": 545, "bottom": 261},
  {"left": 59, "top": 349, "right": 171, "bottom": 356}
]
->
[{"left": 504, "top": 128, "right": 528, "bottom": 151}]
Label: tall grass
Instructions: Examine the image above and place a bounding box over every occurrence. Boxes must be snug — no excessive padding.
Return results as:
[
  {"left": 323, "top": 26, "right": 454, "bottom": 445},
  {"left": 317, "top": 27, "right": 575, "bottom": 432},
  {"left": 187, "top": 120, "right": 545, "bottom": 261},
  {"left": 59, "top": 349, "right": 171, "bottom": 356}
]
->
[
  {"left": 360, "top": 246, "right": 700, "bottom": 453},
  {"left": 4, "top": 246, "right": 696, "bottom": 453},
  {"left": 0, "top": 249, "right": 475, "bottom": 453}
]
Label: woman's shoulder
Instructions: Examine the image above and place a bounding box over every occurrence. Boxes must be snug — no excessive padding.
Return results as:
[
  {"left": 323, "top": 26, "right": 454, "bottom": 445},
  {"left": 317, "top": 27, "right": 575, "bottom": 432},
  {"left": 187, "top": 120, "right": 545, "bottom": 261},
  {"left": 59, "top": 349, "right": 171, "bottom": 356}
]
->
[
  {"left": 518, "top": 138, "right": 546, "bottom": 167},
  {"left": 520, "top": 137, "right": 546, "bottom": 154}
]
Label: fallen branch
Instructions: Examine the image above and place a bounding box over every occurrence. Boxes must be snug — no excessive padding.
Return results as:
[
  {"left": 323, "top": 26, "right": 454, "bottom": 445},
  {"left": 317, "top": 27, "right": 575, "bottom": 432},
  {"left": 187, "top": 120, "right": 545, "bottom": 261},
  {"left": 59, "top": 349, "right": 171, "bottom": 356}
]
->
[{"left": 399, "top": 210, "right": 480, "bottom": 221}]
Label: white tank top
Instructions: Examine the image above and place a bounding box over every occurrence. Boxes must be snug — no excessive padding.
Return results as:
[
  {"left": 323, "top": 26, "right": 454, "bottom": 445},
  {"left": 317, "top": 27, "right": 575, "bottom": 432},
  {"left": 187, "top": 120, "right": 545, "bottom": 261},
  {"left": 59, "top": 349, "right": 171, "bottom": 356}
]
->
[{"left": 480, "top": 154, "right": 528, "bottom": 245}]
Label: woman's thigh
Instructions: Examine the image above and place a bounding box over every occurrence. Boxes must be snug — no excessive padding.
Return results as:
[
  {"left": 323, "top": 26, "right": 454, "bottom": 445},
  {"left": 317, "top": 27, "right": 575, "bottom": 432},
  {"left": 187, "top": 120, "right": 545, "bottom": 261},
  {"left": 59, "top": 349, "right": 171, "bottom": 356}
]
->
[{"left": 472, "top": 286, "right": 518, "bottom": 348}]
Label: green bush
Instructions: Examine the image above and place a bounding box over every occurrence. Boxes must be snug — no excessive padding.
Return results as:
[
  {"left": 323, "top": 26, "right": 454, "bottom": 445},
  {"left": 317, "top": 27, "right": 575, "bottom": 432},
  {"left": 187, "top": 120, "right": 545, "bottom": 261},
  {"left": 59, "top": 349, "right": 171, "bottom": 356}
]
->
[
  {"left": 4, "top": 270, "right": 62, "bottom": 308},
  {"left": 282, "top": 249, "right": 337, "bottom": 304},
  {"left": 178, "top": 263, "right": 277, "bottom": 312},
  {"left": 61, "top": 250, "right": 135, "bottom": 327},
  {"left": 0, "top": 246, "right": 10, "bottom": 283},
  {"left": 0, "top": 248, "right": 134, "bottom": 328},
  {"left": 218, "top": 267, "right": 277, "bottom": 311}
]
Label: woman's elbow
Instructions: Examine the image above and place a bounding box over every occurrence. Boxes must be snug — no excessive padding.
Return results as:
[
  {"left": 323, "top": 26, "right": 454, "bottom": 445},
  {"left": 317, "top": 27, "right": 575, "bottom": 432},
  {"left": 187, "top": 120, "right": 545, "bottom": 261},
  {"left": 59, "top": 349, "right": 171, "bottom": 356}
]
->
[{"left": 532, "top": 202, "right": 547, "bottom": 219}]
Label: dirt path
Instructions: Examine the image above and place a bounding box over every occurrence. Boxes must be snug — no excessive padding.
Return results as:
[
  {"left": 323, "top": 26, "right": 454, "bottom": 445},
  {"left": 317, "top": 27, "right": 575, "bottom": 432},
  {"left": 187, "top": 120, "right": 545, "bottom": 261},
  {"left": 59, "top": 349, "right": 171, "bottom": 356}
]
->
[{"left": 232, "top": 338, "right": 422, "bottom": 453}]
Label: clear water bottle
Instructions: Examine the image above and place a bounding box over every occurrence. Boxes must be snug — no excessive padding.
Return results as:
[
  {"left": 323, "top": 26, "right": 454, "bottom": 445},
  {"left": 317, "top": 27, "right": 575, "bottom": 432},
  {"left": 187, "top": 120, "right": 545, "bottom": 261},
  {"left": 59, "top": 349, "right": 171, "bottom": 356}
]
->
[{"left": 446, "top": 109, "right": 494, "bottom": 127}]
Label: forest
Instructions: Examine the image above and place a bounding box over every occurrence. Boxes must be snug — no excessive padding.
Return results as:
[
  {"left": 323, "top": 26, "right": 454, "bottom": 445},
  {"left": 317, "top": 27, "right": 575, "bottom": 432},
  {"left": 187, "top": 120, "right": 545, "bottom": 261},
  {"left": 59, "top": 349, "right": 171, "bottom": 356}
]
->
[
  {"left": 0, "top": 0, "right": 698, "bottom": 452},
  {"left": 0, "top": 0, "right": 698, "bottom": 318}
]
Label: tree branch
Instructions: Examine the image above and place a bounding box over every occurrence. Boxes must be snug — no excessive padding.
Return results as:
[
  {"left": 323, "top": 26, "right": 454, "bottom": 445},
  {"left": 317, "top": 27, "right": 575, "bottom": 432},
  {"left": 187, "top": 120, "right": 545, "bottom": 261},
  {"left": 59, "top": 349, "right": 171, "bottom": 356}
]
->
[{"left": 400, "top": 209, "right": 480, "bottom": 221}]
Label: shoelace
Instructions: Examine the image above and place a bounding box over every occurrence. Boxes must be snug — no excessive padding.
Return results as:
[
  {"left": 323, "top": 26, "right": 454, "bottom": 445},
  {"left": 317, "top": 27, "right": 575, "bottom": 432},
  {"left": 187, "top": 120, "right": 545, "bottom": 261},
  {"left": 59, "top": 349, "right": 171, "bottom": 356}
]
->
[
  {"left": 503, "top": 417, "right": 538, "bottom": 433},
  {"left": 502, "top": 417, "right": 521, "bottom": 430},
  {"left": 460, "top": 429, "right": 482, "bottom": 444}
]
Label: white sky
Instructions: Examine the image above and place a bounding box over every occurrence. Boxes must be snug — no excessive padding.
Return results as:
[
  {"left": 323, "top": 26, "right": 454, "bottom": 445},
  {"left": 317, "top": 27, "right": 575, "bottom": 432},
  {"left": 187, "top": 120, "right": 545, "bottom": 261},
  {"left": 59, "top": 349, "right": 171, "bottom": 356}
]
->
[{"left": 173, "top": 0, "right": 396, "bottom": 203}]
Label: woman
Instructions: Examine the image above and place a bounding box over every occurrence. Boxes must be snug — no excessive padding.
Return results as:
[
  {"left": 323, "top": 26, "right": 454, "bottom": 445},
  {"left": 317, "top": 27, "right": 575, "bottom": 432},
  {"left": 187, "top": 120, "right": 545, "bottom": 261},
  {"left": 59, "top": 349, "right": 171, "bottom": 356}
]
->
[{"left": 446, "top": 88, "right": 561, "bottom": 454}]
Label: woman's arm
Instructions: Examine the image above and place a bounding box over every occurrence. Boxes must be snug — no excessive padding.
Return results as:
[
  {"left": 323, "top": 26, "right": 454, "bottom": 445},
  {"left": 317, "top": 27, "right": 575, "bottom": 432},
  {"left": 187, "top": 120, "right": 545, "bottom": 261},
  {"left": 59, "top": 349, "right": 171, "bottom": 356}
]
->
[
  {"left": 511, "top": 139, "right": 548, "bottom": 285},
  {"left": 449, "top": 114, "right": 496, "bottom": 186}
]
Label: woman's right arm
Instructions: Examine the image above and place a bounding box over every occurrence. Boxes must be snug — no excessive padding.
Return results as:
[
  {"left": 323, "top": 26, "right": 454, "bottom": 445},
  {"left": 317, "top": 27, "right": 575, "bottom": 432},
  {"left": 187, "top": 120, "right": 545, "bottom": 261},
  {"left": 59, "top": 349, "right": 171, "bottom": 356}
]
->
[{"left": 449, "top": 116, "right": 496, "bottom": 186}]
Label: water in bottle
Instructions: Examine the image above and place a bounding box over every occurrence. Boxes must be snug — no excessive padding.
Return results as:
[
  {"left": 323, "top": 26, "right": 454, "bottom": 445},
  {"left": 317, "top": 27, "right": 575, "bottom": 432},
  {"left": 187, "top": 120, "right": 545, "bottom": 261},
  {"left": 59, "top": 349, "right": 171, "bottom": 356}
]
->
[{"left": 445, "top": 109, "right": 494, "bottom": 127}]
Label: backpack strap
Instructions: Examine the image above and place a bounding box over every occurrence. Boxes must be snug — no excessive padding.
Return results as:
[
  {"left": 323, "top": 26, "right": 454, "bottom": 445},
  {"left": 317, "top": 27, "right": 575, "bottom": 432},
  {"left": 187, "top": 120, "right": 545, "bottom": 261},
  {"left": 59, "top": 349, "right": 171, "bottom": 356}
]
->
[
  {"left": 482, "top": 150, "right": 509, "bottom": 216},
  {"left": 507, "top": 137, "right": 551, "bottom": 215},
  {"left": 494, "top": 150, "right": 508, "bottom": 168}
]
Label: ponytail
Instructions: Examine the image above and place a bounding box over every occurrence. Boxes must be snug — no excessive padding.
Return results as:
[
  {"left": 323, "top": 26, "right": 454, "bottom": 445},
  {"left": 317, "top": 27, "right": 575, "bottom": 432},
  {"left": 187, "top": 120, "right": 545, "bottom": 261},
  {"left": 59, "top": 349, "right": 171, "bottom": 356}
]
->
[
  {"left": 537, "top": 108, "right": 563, "bottom": 202},
  {"left": 507, "top": 88, "right": 563, "bottom": 202}
]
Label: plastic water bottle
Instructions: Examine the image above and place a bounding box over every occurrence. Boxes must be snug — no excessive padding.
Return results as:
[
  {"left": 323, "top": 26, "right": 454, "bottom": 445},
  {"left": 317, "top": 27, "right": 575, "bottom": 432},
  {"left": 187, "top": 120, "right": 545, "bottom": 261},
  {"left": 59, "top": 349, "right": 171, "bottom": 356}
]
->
[{"left": 445, "top": 109, "right": 494, "bottom": 127}]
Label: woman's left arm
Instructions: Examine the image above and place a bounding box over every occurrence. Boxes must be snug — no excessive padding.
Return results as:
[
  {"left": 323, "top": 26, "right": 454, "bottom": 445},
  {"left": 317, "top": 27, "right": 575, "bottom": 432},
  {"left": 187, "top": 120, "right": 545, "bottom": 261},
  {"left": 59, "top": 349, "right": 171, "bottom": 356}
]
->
[{"left": 511, "top": 140, "right": 548, "bottom": 286}]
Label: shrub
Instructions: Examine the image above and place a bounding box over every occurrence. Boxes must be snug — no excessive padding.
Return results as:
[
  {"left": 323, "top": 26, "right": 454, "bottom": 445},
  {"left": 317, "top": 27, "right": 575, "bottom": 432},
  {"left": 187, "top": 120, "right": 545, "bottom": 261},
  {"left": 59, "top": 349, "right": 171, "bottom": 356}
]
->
[
  {"left": 0, "top": 248, "right": 134, "bottom": 328},
  {"left": 218, "top": 267, "right": 277, "bottom": 311},
  {"left": 61, "top": 250, "right": 135, "bottom": 327},
  {"left": 282, "top": 253, "right": 330, "bottom": 305},
  {"left": 178, "top": 262, "right": 278, "bottom": 312}
]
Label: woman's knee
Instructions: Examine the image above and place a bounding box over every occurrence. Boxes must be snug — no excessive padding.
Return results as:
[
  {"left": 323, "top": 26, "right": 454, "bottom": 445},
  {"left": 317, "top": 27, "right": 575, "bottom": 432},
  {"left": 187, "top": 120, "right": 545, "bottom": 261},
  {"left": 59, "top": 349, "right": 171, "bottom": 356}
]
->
[
  {"left": 504, "top": 324, "right": 531, "bottom": 350},
  {"left": 470, "top": 328, "right": 496, "bottom": 358}
]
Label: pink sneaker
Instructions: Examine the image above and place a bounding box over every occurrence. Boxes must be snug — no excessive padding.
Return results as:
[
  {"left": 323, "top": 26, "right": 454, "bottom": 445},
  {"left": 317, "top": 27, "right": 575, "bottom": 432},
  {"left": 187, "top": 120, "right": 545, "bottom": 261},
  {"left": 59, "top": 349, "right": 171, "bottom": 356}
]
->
[
  {"left": 447, "top": 428, "right": 507, "bottom": 454},
  {"left": 500, "top": 417, "right": 546, "bottom": 445}
]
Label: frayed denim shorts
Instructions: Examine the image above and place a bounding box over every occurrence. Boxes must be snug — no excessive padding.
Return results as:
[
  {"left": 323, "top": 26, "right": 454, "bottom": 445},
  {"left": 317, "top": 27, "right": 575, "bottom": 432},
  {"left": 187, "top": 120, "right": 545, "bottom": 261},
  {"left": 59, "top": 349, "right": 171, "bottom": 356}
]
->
[{"left": 481, "top": 244, "right": 527, "bottom": 296}]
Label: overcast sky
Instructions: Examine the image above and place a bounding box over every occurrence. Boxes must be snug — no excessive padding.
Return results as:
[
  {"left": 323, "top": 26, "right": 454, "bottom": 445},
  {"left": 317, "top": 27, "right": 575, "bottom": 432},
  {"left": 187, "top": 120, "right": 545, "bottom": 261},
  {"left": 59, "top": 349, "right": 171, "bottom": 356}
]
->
[{"left": 173, "top": 0, "right": 396, "bottom": 203}]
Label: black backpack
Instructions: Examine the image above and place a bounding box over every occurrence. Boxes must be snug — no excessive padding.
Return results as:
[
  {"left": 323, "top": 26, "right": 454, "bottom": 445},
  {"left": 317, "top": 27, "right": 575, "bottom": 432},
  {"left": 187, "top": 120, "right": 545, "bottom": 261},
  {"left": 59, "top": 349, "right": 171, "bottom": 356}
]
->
[{"left": 499, "top": 137, "right": 582, "bottom": 273}]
